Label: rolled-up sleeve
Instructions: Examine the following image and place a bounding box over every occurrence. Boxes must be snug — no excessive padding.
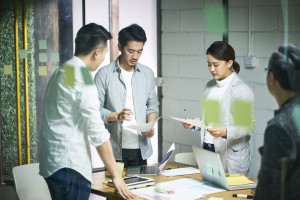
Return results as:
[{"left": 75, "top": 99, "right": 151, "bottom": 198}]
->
[{"left": 77, "top": 83, "right": 110, "bottom": 147}]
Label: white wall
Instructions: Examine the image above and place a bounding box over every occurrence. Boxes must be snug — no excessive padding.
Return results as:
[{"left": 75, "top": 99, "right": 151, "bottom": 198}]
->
[
  {"left": 72, "top": 0, "right": 158, "bottom": 168},
  {"left": 161, "top": 0, "right": 300, "bottom": 178}
]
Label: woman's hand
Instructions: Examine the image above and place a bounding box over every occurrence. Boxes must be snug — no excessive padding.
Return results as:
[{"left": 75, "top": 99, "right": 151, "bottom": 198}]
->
[
  {"left": 182, "top": 118, "right": 195, "bottom": 129},
  {"left": 207, "top": 127, "right": 227, "bottom": 138}
]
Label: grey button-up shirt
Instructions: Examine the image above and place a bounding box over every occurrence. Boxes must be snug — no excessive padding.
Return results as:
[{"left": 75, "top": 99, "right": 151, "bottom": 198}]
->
[{"left": 94, "top": 57, "right": 159, "bottom": 160}]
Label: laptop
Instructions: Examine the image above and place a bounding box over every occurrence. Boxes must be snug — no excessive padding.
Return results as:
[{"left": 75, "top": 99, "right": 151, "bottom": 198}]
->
[
  {"left": 126, "top": 143, "right": 175, "bottom": 176},
  {"left": 192, "top": 145, "right": 257, "bottom": 190}
]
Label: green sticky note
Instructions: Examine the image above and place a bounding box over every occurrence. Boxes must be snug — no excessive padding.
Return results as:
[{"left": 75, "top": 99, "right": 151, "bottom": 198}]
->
[
  {"left": 64, "top": 65, "right": 75, "bottom": 87},
  {"left": 81, "top": 67, "right": 94, "bottom": 85},
  {"left": 207, "top": 163, "right": 220, "bottom": 177},
  {"left": 52, "top": 65, "right": 59, "bottom": 73},
  {"left": 39, "top": 66, "right": 47, "bottom": 76},
  {"left": 39, "top": 53, "right": 47, "bottom": 62},
  {"left": 19, "top": 49, "right": 27, "bottom": 59},
  {"left": 206, "top": 163, "right": 214, "bottom": 176},
  {"left": 232, "top": 101, "right": 253, "bottom": 127},
  {"left": 3, "top": 65, "right": 12, "bottom": 75},
  {"left": 38, "top": 40, "right": 47, "bottom": 49},
  {"left": 203, "top": 98, "right": 221, "bottom": 125},
  {"left": 292, "top": 105, "right": 300, "bottom": 136},
  {"left": 205, "top": 4, "right": 227, "bottom": 34},
  {"left": 51, "top": 52, "right": 59, "bottom": 62}
]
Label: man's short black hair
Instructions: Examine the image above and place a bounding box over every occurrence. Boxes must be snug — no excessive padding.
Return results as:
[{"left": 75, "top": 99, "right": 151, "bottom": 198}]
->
[
  {"left": 75, "top": 23, "right": 112, "bottom": 56},
  {"left": 268, "top": 44, "right": 300, "bottom": 92},
  {"left": 118, "top": 24, "right": 147, "bottom": 48}
]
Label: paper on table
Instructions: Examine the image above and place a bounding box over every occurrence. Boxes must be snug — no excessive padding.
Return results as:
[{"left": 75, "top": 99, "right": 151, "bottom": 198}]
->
[
  {"left": 170, "top": 116, "right": 207, "bottom": 129},
  {"left": 127, "top": 117, "right": 161, "bottom": 132},
  {"left": 160, "top": 167, "right": 200, "bottom": 177},
  {"left": 226, "top": 175, "right": 254, "bottom": 186}
]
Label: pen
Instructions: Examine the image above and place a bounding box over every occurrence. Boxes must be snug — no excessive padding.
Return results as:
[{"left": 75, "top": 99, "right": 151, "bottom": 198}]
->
[
  {"left": 232, "top": 194, "right": 254, "bottom": 199},
  {"left": 184, "top": 109, "right": 187, "bottom": 119}
]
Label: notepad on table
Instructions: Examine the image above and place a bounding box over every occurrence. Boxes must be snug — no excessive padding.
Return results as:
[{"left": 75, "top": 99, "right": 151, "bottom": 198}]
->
[{"left": 226, "top": 175, "right": 254, "bottom": 186}]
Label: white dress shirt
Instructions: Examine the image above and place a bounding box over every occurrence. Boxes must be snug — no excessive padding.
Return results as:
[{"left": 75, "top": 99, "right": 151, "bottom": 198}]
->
[{"left": 39, "top": 56, "right": 110, "bottom": 182}]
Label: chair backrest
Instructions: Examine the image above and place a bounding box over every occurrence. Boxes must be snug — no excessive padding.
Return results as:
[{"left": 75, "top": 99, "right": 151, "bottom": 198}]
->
[
  {"left": 174, "top": 152, "right": 197, "bottom": 166},
  {"left": 12, "top": 163, "right": 51, "bottom": 200}
]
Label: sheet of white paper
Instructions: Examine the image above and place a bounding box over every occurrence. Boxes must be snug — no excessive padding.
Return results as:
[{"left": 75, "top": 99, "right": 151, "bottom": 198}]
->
[
  {"left": 132, "top": 178, "right": 225, "bottom": 200},
  {"left": 160, "top": 167, "right": 200, "bottom": 177},
  {"left": 170, "top": 116, "right": 207, "bottom": 129},
  {"left": 127, "top": 117, "right": 161, "bottom": 132}
]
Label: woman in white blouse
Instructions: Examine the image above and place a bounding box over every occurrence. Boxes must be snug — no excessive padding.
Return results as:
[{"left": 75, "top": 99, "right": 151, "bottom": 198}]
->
[{"left": 183, "top": 41, "right": 254, "bottom": 174}]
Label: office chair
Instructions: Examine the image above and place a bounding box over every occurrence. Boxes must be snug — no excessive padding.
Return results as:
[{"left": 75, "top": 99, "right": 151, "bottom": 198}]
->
[
  {"left": 174, "top": 152, "right": 197, "bottom": 166},
  {"left": 12, "top": 163, "right": 51, "bottom": 200}
]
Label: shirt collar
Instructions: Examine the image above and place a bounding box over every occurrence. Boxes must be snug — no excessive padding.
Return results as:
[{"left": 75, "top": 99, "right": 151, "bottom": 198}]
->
[
  {"left": 274, "top": 94, "right": 300, "bottom": 116},
  {"left": 113, "top": 56, "right": 140, "bottom": 73},
  {"left": 216, "top": 72, "right": 235, "bottom": 88}
]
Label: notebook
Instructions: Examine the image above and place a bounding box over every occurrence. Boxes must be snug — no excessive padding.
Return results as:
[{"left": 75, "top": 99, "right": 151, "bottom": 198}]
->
[
  {"left": 192, "top": 145, "right": 257, "bottom": 190},
  {"left": 126, "top": 143, "right": 175, "bottom": 176}
]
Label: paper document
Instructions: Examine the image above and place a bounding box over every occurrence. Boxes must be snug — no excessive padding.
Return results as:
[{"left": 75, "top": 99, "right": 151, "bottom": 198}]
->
[
  {"left": 170, "top": 116, "right": 207, "bottom": 129},
  {"left": 160, "top": 167, "right": 200, "bottom": 177},
  {"left": 127, "top": 117, "right": 161, "bottom": 132},
  {"left": 226, "top": 175, "right": 255, "bottom": 186},
  {"left": 132, "top": 178, "right": 225, "bottom": 200}
]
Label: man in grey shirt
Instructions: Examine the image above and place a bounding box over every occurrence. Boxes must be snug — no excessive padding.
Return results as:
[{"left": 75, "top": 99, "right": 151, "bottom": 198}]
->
[{"left": 94, "top": 24, "right": 159, "bottom": 168}]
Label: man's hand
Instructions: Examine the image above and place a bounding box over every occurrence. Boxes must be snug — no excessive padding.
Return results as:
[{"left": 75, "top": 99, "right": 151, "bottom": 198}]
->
[
  {"left": 207, "top": 127, "right": 227, "bottom": 138},
  {"left": 112, "top": 177, "right": 136, "bottom": 199},
  {"left": 141, "top": 128, "right": 155, "bottom": 138},
  {"left": 182, "top": 118, "right": 195, "bottom": 129},
  {"left": 118, "top": 108, "right": 133, "bottom": 121}
]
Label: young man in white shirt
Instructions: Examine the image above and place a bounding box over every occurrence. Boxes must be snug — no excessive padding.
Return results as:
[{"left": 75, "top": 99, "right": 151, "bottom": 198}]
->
[
  {"left": 94, "top": 24, "right": 159, "bottom": 168},
  {"left": 39, "top": 23, "right": 135, "bottom": 200}
]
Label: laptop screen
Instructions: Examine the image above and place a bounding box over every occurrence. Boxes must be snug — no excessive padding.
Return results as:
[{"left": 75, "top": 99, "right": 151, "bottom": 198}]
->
[{"left": 158, "top": 143, "right": 175, "bottom": 171}]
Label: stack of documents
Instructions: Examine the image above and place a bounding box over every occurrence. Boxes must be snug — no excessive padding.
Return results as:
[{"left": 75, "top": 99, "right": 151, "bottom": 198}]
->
[
  {"left": 226, "top": 175, "right": 257, "bottom": 189},
  {"left": 160, "top": 167, "right": 200, "bottom": 177}
]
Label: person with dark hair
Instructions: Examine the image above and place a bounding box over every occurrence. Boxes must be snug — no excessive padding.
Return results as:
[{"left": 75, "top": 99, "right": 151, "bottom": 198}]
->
[
  {"left": 94, "top": 24, "right": 159, "bottom": 168},
  {"left": 182, "top": 41, "right": 254, "bottom": 174},
  {"left": 255, "top": 44, "right": 300, "bottom": 200},
  {"left": 39, "top": 23, "right": 135, "bottom": 200}
]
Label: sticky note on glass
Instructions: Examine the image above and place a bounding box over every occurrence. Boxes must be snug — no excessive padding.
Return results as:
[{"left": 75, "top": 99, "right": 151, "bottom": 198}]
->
[
  {"left": 38, "top": 40, "right": 47, "bottom": 49},
  {"left": 39, "top": 53, "right": 47, "bottom": 62},
  {"left": 51, "top": 52, "right": 59, "bottom": 62},
  {"left": 206, "top": 163, "right": 220, "bottom": 177},
  {"left": 39, "top": 66, "right": 47, "bottom": 76},
  {"left": 52, "top": 66, "right": 59, "bottom": 73},
  {"left": 232, "top": 101, "right": 253, "bottom": 127},
  {"left": 205, "top": 4, "right": 227, "bottom": 34},
  {"left": 64, "top": 65, "right": 75, "bottom": 87},
  {"left": 81, "top": 67, "right": 94, "bottom": 85},
  {"left": 19, "top": 49, "right": 27, "bottom": 59},
  {"left": 4, "top": 65, "right": 12, "bottom": 75},
  {"left": 292, "top": 105, "right": 300, "bottom": 135},
  {"left": 203, "top": 98, "right": 221, "bottom": 125}
]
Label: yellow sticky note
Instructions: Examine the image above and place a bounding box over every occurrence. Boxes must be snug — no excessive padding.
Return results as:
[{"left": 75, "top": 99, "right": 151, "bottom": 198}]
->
[
  {"left": 3, "top": 65, "right": 12, "bottom": 75},
  {"left": 206, "top": 163, "right": 220, "bottom": 177},
  {"left": 64, "top": 65, "right": 75, "bottom": 87},
  {"left": 226, "top": 175, "right": 254, "bottom": 186},
  {"left": 232, "top": 101, "right": 253, "bottom": 127},
  {"left": 39, "top": 66, "right": 47, "bottom": 76}
]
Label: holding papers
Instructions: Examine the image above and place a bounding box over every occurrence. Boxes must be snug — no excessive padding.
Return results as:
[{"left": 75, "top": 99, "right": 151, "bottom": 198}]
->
[
  {"left": 127, "top": 116, "right": 161, "bottom": 132},
  {"left": 170, "top": 116, "right": 207, "bottom": 129}
]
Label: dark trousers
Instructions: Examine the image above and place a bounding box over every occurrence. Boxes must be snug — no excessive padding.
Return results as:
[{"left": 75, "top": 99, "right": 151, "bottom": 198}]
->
[
  {"left": 121, "top": 148, "right": 147, "bottom": 168},
  {"left": 203, "top": 143, "right": 215, "bottom": 152},
  {"left": 45, "top": 168, "right": 91, "bottom": 200}
]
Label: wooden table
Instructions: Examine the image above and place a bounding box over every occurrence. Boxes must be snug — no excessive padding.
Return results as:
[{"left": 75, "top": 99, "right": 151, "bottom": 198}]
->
[{"left": 91, "top": 161, "right": 256, "bottom": 200}]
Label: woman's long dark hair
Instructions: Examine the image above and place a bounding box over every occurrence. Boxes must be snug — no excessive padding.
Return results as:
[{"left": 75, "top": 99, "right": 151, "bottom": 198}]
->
[{"left": 206, "top": 41, "right": 240, "bottom": 74}]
